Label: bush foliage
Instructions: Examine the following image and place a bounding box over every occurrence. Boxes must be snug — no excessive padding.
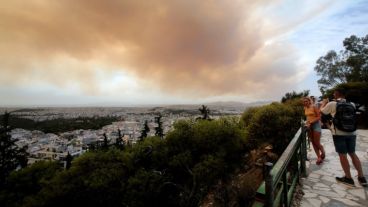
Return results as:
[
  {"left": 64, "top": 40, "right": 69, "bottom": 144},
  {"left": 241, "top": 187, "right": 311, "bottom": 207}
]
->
[{"left": 241, "top": 101, "right": 304, "bottom": 154}]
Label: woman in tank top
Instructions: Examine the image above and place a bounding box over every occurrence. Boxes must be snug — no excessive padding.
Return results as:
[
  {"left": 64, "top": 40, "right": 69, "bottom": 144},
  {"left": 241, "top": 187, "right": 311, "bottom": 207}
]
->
[{"left": 303, "top": 97, "right": 325, "bottom": 165}]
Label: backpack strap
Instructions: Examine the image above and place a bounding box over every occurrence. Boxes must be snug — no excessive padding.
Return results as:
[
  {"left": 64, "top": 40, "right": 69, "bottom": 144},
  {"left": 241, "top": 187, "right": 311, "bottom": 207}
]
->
[
  {"left": 333, "top": 101, "right": 343, "bottom": 132},
  {"left": 333, "top": 102, "right": 339, "bottom": 133}
]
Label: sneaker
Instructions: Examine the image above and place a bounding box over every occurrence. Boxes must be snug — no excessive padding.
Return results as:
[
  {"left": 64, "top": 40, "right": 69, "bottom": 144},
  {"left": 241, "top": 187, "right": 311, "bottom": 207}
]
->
[
  {"left": 358, "top": 177, "right": 367, "bottom": 187},
  {"left": 336, "top": 176, "right": 355, "bottom": 187}
]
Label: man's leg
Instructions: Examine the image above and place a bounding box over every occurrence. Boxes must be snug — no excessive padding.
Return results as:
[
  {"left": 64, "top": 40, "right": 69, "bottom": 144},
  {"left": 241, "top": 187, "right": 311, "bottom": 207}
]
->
[
  {"left": 338, "top": 153, "right": 352, "bottom": 179},
  {"left": 345, "top": 135, "right": 365, "bottom": 177},
  {"left": 346, "top": 135, "right": 367, "bottom": 185},
  {"left": 333, "top": 136, "right": 352, "bottom": 178},
  {"left": 349, "top": 153, "right": 364, "bottom": 177}
]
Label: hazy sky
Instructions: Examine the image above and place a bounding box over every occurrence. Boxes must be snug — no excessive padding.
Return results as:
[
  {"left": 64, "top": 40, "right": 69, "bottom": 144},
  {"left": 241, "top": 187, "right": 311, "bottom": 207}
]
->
[{"left": 1, "top": 0, "right": 367, "bottom": 106}]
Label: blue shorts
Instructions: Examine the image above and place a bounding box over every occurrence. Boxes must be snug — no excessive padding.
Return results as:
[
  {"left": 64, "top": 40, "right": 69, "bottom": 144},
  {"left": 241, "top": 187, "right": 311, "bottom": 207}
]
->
[
  {"left": 332, "top": 135, "right": 356, "bottom": 154},
  {"left": 311, "top": 122, "right": 321, "bottom": 133}
]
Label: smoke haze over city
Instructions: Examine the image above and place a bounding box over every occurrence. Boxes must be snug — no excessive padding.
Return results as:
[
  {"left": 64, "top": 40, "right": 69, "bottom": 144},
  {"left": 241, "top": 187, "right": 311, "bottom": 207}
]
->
[{"left": 0, "top": 0, "right": 367, "bottom": 106}]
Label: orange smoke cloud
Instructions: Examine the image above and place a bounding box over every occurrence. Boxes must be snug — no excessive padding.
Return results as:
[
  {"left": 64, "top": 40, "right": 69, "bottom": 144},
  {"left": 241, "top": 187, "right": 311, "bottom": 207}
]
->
[{"left": 0, "top": 0, "right": 305, "bottom": 99}]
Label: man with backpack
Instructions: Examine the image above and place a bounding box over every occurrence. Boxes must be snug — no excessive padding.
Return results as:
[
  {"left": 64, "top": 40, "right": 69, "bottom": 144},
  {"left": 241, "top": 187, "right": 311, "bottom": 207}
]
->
[{"left": 320, "top": 88, "right": 367, "bottom": 187}]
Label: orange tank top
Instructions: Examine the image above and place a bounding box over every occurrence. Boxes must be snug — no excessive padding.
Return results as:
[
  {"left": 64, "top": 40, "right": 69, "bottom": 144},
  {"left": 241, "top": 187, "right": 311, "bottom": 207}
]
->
[{"left": 304, "top": 106, "right": 318, "bottom": 122}]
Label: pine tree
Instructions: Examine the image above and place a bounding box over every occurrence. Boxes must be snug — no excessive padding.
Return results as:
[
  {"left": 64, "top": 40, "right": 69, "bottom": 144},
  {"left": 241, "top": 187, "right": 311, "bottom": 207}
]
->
[
  {"left": 155, "top": 115, "right": 164, "bottom": 138},
  {"left": 139, "top": 120, "right": 150, "bottom": 141},
  {"left": 65, "top": 152, "right": 73, "bottom": 170},
  {"left": 0, "top": 112, "right": 28, "bottom": 185},
  {"left": 115, "top": 129, "right": 124, "bottom": 150},
  {"left": 102, "top": 133, "right": 109, "bottom": 150}
]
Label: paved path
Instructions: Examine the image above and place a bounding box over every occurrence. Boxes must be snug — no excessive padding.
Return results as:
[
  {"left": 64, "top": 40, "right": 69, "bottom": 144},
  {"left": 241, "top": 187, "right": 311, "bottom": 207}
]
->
[{"left": 300, "top": 129, "right": 368, "bottom": 207}]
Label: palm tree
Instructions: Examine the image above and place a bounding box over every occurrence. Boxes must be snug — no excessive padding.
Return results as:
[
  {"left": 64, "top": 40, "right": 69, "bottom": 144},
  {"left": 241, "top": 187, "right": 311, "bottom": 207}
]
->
[{"left": 198, "top": 105, "right": 210, "bottom": 120}]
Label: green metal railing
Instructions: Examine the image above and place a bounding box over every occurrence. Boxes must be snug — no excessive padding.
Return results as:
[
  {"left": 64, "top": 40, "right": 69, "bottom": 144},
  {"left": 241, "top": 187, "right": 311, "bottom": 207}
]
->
[{"left": 252, "top": 123, "right": 307, "bottom": 207}]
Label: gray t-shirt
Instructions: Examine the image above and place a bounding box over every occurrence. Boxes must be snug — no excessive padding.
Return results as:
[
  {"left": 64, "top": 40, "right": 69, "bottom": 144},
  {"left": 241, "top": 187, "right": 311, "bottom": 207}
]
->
[{"left": 320, "top": 98, "right": 356, "bottom": 136}]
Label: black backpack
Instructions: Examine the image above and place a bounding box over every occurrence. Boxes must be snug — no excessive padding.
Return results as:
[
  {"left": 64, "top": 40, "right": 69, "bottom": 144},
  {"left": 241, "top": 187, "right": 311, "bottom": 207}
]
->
[{"left": 333, "top": 101, "right": 357, "bottom": 132}]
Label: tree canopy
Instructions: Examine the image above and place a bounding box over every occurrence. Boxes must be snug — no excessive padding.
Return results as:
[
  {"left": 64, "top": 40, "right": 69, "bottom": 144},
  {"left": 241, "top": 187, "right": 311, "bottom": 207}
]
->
[{"left": 315, "top": 34, "right": 368, "bottom": 94}]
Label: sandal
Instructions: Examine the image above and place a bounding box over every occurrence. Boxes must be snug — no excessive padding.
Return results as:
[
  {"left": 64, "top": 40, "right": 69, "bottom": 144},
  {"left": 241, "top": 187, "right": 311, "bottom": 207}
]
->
[
  {"left": 316, "top": 158, "right": 323, "bottom": 165},
  {"left": 321, "top": 152, "right": 325, "bottom": 160}
]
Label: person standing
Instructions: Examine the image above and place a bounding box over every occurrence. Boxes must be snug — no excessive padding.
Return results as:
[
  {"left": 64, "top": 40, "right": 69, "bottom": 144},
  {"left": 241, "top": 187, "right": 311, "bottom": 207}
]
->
[
  {"left": 303, "top": 97, "right": 325, "bottom": 165},
  {"left": 310, "top": 96, "right": 319, "bottom": 108},
  {"left": 320, "top": 88, "right": 367, "bottom": 187}
]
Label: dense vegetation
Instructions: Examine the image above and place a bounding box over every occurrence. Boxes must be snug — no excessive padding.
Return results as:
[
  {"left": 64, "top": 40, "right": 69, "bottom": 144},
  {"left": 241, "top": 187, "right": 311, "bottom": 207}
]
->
[
  {"left": 0, "top": 99, "right": 304, "bottom": 207},
  {"left": 0, "top": 115, "right": 120, "bottom": 134}
]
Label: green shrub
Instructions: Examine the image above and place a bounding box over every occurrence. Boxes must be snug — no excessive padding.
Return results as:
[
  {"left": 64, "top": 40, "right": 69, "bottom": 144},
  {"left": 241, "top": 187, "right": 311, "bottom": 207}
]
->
[
  {"left": 163, "top": 117, "right": 248, "bottom": 206},
  {"left": 241, "top": 102, "right": 303, "bottom": 154}
]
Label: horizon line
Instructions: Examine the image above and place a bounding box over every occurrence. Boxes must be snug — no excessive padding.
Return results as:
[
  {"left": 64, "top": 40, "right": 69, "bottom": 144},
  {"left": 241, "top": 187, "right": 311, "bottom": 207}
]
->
[{"left": 0, "top": 100, "right": 273, "bottom": 108}]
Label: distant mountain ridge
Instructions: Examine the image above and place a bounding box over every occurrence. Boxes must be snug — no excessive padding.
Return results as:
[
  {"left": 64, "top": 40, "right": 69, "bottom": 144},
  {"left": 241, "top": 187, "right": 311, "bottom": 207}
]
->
[
  {"left": 0, "top": 101, "right": 272, "bottom": 116},
  {"left": 205, "top": 101, "right": 271, "bottom": 107}
]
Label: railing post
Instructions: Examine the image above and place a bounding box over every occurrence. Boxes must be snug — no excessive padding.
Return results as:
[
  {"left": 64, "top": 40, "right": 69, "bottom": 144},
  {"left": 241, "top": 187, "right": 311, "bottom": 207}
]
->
[
  {"left": 282, "top": 171, "right": 289, "bottom": 207},
  {"left": 300, "top": 124, "right": 307, "bottom": 177},
  {"left": 264, "top": 162, "right": 274, "bottom": 207}
]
